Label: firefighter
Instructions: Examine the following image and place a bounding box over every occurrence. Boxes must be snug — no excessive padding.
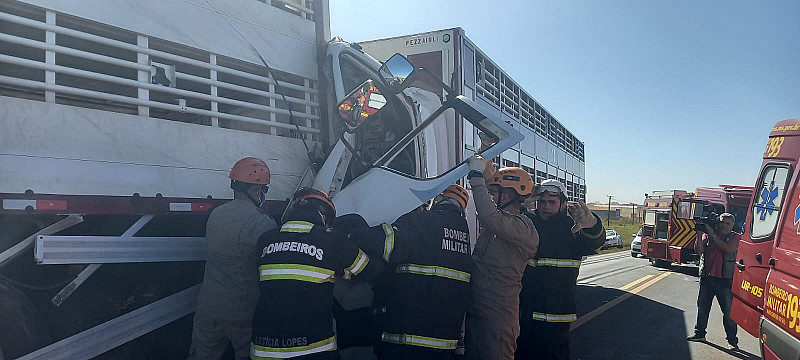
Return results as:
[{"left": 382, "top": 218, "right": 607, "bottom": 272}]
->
[
  {"left": 250, "top": 188, "right": 382, "bottom": 360},
  {"left": 349, "top": 183, "right": 473, "bottom": 360},
  {"left": 464, "top": 155, "right": 539, "bottom": 360},
  {"left": 515, "top": 180, "right": 605, "bottom": 360},
  {"left": 190, "top": 157, "right": 277, "bottom": 360}
]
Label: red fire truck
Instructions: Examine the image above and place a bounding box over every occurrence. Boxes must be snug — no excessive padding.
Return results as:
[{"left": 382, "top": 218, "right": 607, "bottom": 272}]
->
[
  {"left": 640, "top": 187, "right": 752, "bottom": 266},
  {"left": 731, "top": 118, "right": 800, "bottom": 359}
]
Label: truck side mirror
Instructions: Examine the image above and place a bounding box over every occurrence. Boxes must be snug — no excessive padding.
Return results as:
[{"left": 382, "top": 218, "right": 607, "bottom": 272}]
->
[
  {"left": 336, "top": 79, "right": 388, "bottom": 133},
  {"left": 379, "top": 53, "right": 416, "bottom": 93}
]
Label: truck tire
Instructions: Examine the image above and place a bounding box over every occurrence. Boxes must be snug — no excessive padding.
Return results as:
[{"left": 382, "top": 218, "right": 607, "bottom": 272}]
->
[{"left": 0, "top": 280, "right": 51, "bottom": 359}]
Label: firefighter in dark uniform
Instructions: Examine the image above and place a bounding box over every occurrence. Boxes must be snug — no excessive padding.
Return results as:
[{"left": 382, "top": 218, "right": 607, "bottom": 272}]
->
[
  {"left": 515, "top": 180, "right": 605, "bottom": 360},
  {"left": 350, "top": 184, "right": 473, "bottom": 360},
  {"left": 250, "top": 188, "right": 382, "bottom": 360}
]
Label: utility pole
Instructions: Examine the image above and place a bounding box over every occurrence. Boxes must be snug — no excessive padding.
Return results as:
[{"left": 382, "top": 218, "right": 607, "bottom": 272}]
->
[{"left": 607, "top": 195, "right": 613, "bottom": 227}]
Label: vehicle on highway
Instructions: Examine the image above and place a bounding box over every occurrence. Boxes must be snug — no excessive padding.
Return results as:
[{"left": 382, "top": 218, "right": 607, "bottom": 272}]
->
[
  {"left": 0, "top": 2, "right": 526, "bottom": 357},
  {"left": 731, "top": 118, "right": 800, "bottom": 360},
  {"left": 631, "top": 228, "right": 642, "bottom": 257},
  {"left": 602, "top": 229, "right": 624, "bottom": 249},
  {"left": 641, "top": 186, "right": 751, "bottom": 267}
]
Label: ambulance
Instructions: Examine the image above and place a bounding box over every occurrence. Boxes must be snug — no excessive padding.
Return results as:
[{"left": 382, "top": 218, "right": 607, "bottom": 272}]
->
[{"left": 731, "top": 119, "right": 800, "bottom": 359}]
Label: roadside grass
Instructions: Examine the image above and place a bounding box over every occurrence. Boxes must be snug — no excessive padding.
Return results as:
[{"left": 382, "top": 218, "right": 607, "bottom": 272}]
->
[{"left": 596, "top": 219, "right": 642, "bottom": 255}]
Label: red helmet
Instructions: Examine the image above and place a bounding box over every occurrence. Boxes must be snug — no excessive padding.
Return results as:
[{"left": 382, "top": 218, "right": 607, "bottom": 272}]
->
[
  {"left": 229, "top": 157, "right": 270, "bottom": 185},
  {"left": 294, "top": 188, "right": 336, "bottom": 218}
]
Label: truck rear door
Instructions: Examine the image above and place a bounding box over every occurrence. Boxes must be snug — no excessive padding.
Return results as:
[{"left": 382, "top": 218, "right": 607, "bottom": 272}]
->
[{"left": 732, "top": 129, "right": 796, "bottom": 337}]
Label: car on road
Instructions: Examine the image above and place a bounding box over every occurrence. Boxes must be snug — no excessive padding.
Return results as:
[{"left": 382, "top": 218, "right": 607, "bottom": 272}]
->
[
  {"left": 631, "top": 228, "right": 642, "bottom": 257},
  {"left": 602, "top": 229, "right": 624, "bottom": 249}
]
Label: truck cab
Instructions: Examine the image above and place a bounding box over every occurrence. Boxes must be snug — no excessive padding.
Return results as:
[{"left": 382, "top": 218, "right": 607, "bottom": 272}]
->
[{"left": 731, "top": 119, "right": 800, "bottom": 360}]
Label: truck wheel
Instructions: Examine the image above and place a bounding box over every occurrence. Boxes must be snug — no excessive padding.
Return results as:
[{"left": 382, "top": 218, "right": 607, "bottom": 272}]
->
[{"left": 0, "top": 280, "right": 51, "bottom": 358}]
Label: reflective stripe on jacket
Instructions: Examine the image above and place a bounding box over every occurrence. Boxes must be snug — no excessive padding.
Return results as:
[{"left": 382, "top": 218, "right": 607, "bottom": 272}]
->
[
  {"left": 250, "top": 221, "right": 379, "bottom": 357},
  {"left": 520, "top": 210, "right": 604, "bottom": 328},
  {"left": 349, "top": 203, "right": 473, "bottom": 351}
]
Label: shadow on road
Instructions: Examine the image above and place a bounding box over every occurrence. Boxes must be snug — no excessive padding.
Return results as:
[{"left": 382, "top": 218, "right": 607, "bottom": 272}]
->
[
  {"left": 572, "top": 285, "right": 691, "bottom": 360},
  {"left": 701, "top": 341, "right": 760, "bottom": 359},
  {"left": 663, "top": 264, "right": 700, "bottom": 278}
]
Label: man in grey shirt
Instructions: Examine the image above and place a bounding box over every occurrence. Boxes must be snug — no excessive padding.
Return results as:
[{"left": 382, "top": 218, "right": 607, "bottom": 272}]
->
[{"left": 189, "top": 157, "right": 277, "bottom": 360}]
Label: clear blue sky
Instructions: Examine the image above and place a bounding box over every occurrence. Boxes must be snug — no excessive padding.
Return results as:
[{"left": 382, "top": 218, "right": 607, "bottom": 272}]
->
[{"left": 330, "top": 1, "right": 800, "bottom": 204}]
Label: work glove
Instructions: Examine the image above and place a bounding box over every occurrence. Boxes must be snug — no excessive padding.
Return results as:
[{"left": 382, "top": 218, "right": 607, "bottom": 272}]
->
[
  {"left": 567, "top": 201, "right": 597, "bottom": 233},
  {"left": 468, "top": 155, "right": 488, "bottom": 173}
]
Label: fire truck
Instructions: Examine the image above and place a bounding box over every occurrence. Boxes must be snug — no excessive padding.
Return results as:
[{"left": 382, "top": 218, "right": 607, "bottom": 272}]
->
[
  {"left": 0, "top": 1, "right": 526, "bottom": 358},
  {"left": 731, "top": 119, "right": 800, "bottom": 360},
  {"left": 640, "top": 187, "right": 752, "bottom": 266}
]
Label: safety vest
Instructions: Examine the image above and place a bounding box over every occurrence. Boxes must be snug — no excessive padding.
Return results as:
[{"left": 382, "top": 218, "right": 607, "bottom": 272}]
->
[
  {"left": 376, "top": 204, "right": 473, "bottom": 351},
  {"left": 250, "top": 221, "right": 373, "bottom": 359},
  {"left": 519, "top": 210, "right": 605, "bottom": 327}
]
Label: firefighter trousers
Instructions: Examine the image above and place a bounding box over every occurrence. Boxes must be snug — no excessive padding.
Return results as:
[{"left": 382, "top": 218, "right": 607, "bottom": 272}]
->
[
  {"left": 514, "top": 321, "right": 570, "bottom": 360},
  {"left": 464, "top": 313, "right": 519, "bottom": 360},
  {"left": 377, "top": 343, "right": 454, "bottom": 360},
  {"left": 188, "top": 313, "right": 252, "bottom": 360}
]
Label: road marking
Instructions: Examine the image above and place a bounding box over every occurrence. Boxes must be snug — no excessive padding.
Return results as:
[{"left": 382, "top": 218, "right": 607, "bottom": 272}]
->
[
  {"left": 570, "top": 271, "right": 672, "bottom": 331},
  {"left": 619, "top": 275, "right": 654, "bottom": 291}
]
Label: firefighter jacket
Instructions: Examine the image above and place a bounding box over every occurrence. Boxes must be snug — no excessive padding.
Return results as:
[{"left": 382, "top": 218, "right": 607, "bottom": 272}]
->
[
  {"left": 351, "top": 203, "right": 473, "bottom": 351},
  {"left": 467, "top": 177, "right": 539, "bottom": 327},
  {"left": 250, "top": 220, "right": 381, "bottom": 359},
  {"left": 195, "top": 198, "right": 276, "bottom": 322},
  {"left": 519, "top": 209, "right": 604, "bottom": 330}
]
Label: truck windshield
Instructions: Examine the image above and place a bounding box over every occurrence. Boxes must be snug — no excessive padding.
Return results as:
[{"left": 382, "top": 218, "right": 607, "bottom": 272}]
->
[{"left": 727, "top": 205, "right": 748, "bottom": 233}]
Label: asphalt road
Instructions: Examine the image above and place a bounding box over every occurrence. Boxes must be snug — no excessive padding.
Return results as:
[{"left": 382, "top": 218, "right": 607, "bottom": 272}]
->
[{"left": 570, "top": 252, "right": 760, "bottom": 360}]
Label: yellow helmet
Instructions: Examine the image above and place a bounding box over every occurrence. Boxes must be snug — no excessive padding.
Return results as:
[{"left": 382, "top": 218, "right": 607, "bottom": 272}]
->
[
  {"left": 441, "top": 183, "right": 469, "bottom": 209},
  {"left": 487, "top": 167, "right": 534, "bottom": 197}
]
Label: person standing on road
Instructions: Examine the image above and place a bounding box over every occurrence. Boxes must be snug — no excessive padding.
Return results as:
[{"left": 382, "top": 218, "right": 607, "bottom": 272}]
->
[
  {"left": 349, "top": 183, "right": 473, "bottom": 360},
  {"left": 190, "top": 157, "right": 277, "bottom": 360},
  {"left": 687, "top": 213, "right": 741, "bottom": 350},
  {"left": 515, "top": 179, "right": 605, "bottom": 360},
  {"left": 250, "top": 188, "right": 383, "bottom": 360},
  {"left": 464, "top": 155, "right": 539, "bottom": 360}
]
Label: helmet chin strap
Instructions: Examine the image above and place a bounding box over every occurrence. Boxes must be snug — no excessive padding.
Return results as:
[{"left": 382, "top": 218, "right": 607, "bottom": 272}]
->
[{"left": 498, "top": 193, "right": 520, "bottom": 210}]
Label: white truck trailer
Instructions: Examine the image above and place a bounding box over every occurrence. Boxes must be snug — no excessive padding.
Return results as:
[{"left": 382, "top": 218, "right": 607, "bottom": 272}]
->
[
  {"left": 0, "top": 1, "right": 521, "bottom": 358},
  {"left": 359, "top": 28, "right": 587, "bottom": 202}
]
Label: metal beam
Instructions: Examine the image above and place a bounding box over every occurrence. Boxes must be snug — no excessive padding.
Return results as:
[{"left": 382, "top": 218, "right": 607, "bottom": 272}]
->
[
  {"left": 51, "top": 263, "right": 102, "bottom": 307},
  {"left": 19, "top": 285, "right": 200, "bottom": 360},
  {"left": 0, "top": 215, "right": 83, "bottom": 268},
  {"left": 35, "top": 235, "right": 207, "bottom": 264}
]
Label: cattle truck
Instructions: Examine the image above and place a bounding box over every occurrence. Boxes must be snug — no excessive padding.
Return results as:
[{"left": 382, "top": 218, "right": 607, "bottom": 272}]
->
[
  {"left": 357, "top": 28, "right": 588, "bottom": 203},
  {"left": 0, "top": 1, "right": 523, "bottom": 358}
]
